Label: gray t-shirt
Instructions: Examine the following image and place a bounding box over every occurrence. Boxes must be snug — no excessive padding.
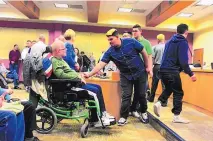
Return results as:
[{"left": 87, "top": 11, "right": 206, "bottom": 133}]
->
[{"left": 152, "top": 43, "right": 165, "bottom": 65}]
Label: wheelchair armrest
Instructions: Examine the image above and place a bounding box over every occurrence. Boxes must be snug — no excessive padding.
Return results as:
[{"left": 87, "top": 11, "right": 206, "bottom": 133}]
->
[{"left": 49, "top": 79, "right": 83, "bottom": 87}]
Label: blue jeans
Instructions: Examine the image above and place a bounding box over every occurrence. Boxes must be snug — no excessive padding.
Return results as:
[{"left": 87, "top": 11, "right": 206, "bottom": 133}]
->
[
  {"left": 6, "top": 70, "right": 19, "bottom": 87},
  {"left": 81, "top": 83, "right": 106, "bottom": 112},
  {"left": 9, "top": 64, "right": 19, "bottom": 74},
  {"left": 0, "top": 111, "right": 25, "bottom": 141}
]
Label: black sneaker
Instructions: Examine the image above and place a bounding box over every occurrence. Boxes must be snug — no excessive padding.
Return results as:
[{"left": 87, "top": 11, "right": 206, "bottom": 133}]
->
[
  {"left": 139, "top": 113, "right": 149, "bottom": 124},
  {"left": 14, "top": 86, "right": 22, "bottom": 90},
  {"left": 161, "top": 101, "right": 168, "bottom": 107},
  {"left": 147, "top": 95, "right": 154, "bottom": 102}
]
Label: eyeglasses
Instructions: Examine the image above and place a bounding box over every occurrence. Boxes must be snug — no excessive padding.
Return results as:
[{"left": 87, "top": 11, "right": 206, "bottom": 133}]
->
[{"left": 59, "top": 48, "right": 66, "bottom": 51}]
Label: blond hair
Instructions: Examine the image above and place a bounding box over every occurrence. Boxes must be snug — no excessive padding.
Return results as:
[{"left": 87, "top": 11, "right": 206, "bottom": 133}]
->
[{"left": 64, "top": 29, "right": 76, "bottom": 41}]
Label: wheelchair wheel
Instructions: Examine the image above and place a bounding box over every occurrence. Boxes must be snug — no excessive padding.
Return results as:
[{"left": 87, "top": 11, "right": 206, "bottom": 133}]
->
[
  {"left": 80, "top": 119, "right": 89, "bottom": 138},
  {"left": 36, "top": 107, "right": 57, "bottom": 134}
]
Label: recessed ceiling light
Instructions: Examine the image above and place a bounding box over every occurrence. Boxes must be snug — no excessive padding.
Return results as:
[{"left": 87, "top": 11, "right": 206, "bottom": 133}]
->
[
  {"left": 118, "top": 8, "right": 132, "bottom": 12},
  {"left": 0, "top": 0, "right": 6, "bottom": 5},
  {"left": 196, "top": 0, "right": 213, "bottom": 6},
  {"left": 54, "top": 3, "right": 68, "bottom": 8},
  {"left": 177, "top": 13, "right": 193, "bottom": 17}
]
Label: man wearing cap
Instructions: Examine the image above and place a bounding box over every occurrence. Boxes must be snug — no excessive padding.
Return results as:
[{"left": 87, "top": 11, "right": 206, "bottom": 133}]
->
[
  {"left": 84, "top": 29, "right": 151, "bottom": 126},
  {"left": 147, "top": 34, "right": 166, "bottom": 105}
]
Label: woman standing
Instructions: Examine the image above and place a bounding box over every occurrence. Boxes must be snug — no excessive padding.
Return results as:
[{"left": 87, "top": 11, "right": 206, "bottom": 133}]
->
[
  {"left": 63, "top": 29, "right": 80, "bottom": 71},
  {"left": 74, "top": 48, "right": 83, "bottom": 72}
]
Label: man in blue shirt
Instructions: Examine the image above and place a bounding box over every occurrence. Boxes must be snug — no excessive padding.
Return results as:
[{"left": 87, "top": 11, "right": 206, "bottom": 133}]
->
[
  {"left": 84, "top": 29, "right": 151, "bottom": 126},
  {"left": 154, "top": 24, "right": 197, "bottom": 124}
]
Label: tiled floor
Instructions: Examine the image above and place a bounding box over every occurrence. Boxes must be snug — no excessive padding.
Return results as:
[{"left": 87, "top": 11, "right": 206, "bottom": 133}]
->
[
  {"left": 148, "top": 100, "right": 213, "bottom": 141},
  {"left": 11, "top": 87, "right": 165, "bottom": 141}
]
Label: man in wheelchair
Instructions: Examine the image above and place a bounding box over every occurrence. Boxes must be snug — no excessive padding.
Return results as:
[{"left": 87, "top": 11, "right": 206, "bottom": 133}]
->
[{"left": 51, "top": 40, "right": 116, "bottom": 127}]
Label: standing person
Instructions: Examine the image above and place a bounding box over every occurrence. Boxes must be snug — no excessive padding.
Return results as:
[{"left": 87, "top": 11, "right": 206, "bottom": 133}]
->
[
  {"left": 122, "top": 31, "right": 132, "bottom": 38},
  {"left": 74, "top": 48, "right": 83, "bottom": 72},
  {"left": 130, "top": 24, "right": 153, "bottom": 118},
  {"left": 89, "top": 53, "right": 96, "bottom": 71},
  {"left": 9, "top": 44, "right": 21, "bottom": 89},
  {"left": 63, "top": 29, "right": 80, "bottom": 71},
  {"left": 154, "top": 24, "right": 196, "bottom": 123},
  {"left": 22, "top": 40, "right": 32, "bottom": 92},
  {"left": 84, "top": 29, "right": 151, "bottom": 126},
  {"left": 21, "top": 40, "right": 32, "bottom": 61},
  {"left": 147, "top": 34, "right": 167, "bottom": 106},
  {"left": 81, "top": 51, "right": 91, "bottom": 72}
]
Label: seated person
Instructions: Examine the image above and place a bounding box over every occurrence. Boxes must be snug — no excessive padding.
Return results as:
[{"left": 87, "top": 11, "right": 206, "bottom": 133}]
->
[
  {"left": 0, "top": 62, "right": 21, "bottom": 89},
  {"left": 0, "top": 110, "right": 25, "bottom": 141},
  {"left": 51, "top": 40, "right": 115, "bottom": 127},
  {"left": 0, "top": 87, "right": 39, "bottom": 141}
]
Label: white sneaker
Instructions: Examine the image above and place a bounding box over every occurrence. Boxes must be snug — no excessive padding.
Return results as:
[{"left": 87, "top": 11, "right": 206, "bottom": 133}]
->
[
  {"left": 132, "top": 111, "right": 140, "bottom": 118},
  {"left": 154, "top": 101, "right": 162, "bottom": 117},
  {"left": 173, "top": 115, "right": 190, "bottom": 124},
  {"left": 139, "top": 112, "right": 149, "bottom": 124},
  {"left": 102, "top": 111, "right": 116, "bottom": 122},
  {"left": 117, "top": 118, "right": 127, "bottom": 126},
  {"left": 129, "top": 112, "right": 132, "bottom": 116},
  {"left": 94, "top": 118, "right": 110, "bottom": 127}
]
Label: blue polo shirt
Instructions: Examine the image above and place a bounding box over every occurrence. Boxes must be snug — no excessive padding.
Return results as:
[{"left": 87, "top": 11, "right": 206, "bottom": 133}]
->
[{"left": 101, "top": 38, "right": 145, "bottom": 80}]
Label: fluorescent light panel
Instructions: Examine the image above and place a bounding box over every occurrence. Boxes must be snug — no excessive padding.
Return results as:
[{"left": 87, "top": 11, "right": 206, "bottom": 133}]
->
[
  {"left": 118, "top": 8, "right": 132, "bottom": 12},
  {"left": 0, "top": 0, "right": 6, "bottom": 5},
  {"left": 196, "top": 0, "right": 213, "bottom": 6},
  {"left": 177, "top": 13, "right": 193, "bottom": 17},
  {"left": 54, "top": 3, "right": 68, "bottom": 8}
]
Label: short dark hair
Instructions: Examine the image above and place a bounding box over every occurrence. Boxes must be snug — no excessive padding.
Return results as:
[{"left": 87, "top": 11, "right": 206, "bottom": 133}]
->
[
  {"left": 32, "top": 40, "right": 36, "bottom": 43},
  {"left": 27, "top": 40, "right": 31, "bottom": 42},
  {"left": 80, "top": 51, "right": 85, "bottom": 55},
  {"left": 132, "top": 24, "right": 142, "bottom": 30},
  {"left": 14, "top": 44, "right": 18, "bottom": 47},
  {"left": 177, "top": 24, "right": 188, "bottom": 34}
]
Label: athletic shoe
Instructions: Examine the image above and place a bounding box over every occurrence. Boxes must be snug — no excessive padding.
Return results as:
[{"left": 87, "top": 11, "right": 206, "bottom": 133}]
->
[
  {"left": 118, "top": 118, "right": 127, "bottom": 126},
  {"left": 139, "top": 112, "right": 149, "bottom": 124},
  {"left": 131, "top": 111, "right": 140, "bottom": 118},
  {"left": 154, "top": 101, "right": 162, "bottom": 117},
  {"left": 173, "top": 115, "right": 190, "bottom": 124}
]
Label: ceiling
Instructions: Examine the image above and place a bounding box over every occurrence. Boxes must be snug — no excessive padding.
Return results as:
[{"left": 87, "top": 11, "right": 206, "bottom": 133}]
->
[
  {"left": 174, "top": 1, "right": 213, "bottom": 20},
  {"left": 0, "top": 0, "right": 213, "bottom": 31}
]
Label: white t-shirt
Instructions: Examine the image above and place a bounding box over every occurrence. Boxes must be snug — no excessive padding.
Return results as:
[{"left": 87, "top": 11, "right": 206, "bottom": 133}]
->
[{"left": 21, "top": 47, "right": 30, "bottom": 60}]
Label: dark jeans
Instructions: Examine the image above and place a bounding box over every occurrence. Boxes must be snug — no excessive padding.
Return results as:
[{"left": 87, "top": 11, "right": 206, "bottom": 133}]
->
[
  {"left": 130, "top": 72, "right": 148, "bottom": 112},
  {"left": 120, "top": 73, "right": 147, "bottom": 119},
  {"left": 149, "top": 65, "right": 165, "bottom": 101},
  {"left": 158, "top": 72, "right": 184, "bottom": 115},
  {"left": 22, "top": 101, "right": 37, "bottom": 138}
]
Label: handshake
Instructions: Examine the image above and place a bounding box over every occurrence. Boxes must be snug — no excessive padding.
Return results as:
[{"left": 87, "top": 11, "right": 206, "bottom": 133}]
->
[{"left": 79, "top": 72, "right": 91, "bottom": 84}]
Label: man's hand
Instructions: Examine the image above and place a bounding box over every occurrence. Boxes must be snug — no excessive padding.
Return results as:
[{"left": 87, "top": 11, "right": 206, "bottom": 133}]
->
[
  {"left": 6, "top": 88, "right": 13, "bottom": 94},
  {"left": 81, "top": 78, "right": 86, "bottom": 84},
  {"left": 191, "top": 74, "right": 197, "bottom": 82},
  {"left": 83, "top": 72, "right": 90, "bottom": 78},
  {"left": 75, "top": 63, "right": 80, "bottom": 71},
  {"left": 149, "top": 70, "right": 153, "bottom": 78}
]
